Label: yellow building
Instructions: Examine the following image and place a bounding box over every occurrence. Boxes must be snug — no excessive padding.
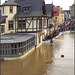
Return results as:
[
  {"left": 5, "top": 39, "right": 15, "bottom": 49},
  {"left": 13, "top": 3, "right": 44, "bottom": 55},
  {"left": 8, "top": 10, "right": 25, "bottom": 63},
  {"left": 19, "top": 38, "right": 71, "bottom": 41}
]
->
[{"left": 59, "top": 8, "right": 64, "bottom": 25}]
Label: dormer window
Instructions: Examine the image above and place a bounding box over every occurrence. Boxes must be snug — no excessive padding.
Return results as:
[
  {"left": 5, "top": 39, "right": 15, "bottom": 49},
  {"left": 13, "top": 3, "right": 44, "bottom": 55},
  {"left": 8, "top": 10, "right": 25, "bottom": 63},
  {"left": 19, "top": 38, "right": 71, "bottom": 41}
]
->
[
  {"left": 24, "top": 8, "right": 30, "bottom": 12},
  {"left": 23, "top": 5, "right": 31, "bottom": 13}
]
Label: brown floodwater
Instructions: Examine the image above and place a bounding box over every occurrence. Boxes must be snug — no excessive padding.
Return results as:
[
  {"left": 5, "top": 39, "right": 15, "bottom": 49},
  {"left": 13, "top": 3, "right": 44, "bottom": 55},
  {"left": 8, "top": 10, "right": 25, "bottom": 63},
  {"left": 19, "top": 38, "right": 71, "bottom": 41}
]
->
[{"left": 1, "top": 31, "right": 74, "bottom": 75}]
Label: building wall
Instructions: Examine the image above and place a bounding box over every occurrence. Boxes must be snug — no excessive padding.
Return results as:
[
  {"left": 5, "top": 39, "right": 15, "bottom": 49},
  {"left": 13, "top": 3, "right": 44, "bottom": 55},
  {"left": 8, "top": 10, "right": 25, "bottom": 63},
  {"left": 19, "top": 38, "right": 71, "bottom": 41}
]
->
[
  {"left": 58, "top": 8, "right": 65, "bottom": 25},
  {"left": 70, "top": 4, "right": 75, "bottom": 18},
  {"left": 16, "top": 17, "right": 42, "bottom": 32},
  {"left": 59, "top": 13, "right": 64, "bottom": 24},
  {"left": 0, "top": 36, "right": 35, "bottom": 57},
  {"left": 15, "top": 17, "right": 48, "bottom": 45},
  {"left": 53, "top": 6, "right": 60, "bottom": 25},
  {"left": 0, "top": 7, "right": 1, "bottom": 13},
  {"left": 1, "top": 4, "right": 48, "bottom": 46},
  {"left": 2, "top": 6, "right": 17, "bottom": 33},
  {"left": 64, "top": 11, "right": 71, "bottom": 23}
]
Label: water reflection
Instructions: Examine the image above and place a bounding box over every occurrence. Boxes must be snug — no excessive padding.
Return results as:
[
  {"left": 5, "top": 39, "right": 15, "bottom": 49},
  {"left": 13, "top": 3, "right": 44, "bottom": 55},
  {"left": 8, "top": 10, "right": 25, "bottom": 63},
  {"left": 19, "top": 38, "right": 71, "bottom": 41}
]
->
[{"left": 1, "top": 32, "right": 74, "bottom": 75}]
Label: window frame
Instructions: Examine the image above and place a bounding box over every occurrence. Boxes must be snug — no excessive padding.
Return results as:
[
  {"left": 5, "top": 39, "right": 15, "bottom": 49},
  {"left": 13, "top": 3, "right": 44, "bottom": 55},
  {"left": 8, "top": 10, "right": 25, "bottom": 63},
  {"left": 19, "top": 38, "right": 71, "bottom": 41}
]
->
[
  {"left": 18, "top": 20, "right": 26, "bottom": 29},
  {"left": 8, "top": 21, "right": 14, "bottom": 30},
  {"left": 54, "top": 11, "right": 57, "bottom": 14},
  {"left": 1, "top": 25, "right": 5, "bottom": 33},
  {"left": 23, "top": 6, "right": 31, "bottom": 13},
  {"left": 9, "top": 6, "right": 13, "bottom": 13}
]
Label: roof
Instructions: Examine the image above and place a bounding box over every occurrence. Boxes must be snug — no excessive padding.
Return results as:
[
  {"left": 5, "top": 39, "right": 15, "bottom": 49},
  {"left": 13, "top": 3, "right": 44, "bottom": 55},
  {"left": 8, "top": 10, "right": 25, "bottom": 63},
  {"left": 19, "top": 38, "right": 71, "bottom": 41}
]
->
[
  {"left": 45, "top": 4, "right": 53, "bottom": 17},
  {"left": 63, "top": 10, "right": 70, "bottom": 13},
  {"left": 2, "top": 1, "right": 20, "bottom": 6},
  {"left": 72, "top": 4, "right": 75, "bottom": 6},
  {"left": 57, "top": 6, "right": 60, "bottom": 8},
  {"left": 1, "top": 33, "right": 35, "bottom": 44},
  {"left": 14, "top": 0, "right": 44, "bottom": 18},
  {"left": 53, "top": 6, "right": 60, "bottom": 16}
]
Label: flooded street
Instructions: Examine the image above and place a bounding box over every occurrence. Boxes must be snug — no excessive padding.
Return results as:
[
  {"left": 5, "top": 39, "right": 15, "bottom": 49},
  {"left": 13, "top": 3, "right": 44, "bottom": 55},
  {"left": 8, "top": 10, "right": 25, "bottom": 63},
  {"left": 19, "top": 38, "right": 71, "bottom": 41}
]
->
[{"left": 1, "top": 31, "right": 74, "bottom": 75}]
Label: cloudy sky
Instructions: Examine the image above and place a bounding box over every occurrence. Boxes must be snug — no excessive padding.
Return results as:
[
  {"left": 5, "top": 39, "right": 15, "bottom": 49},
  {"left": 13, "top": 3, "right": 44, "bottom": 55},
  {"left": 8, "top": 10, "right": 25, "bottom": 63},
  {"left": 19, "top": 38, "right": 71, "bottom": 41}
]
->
[{"left": 1, "top": 0, "right": 74, "bottom": 10}]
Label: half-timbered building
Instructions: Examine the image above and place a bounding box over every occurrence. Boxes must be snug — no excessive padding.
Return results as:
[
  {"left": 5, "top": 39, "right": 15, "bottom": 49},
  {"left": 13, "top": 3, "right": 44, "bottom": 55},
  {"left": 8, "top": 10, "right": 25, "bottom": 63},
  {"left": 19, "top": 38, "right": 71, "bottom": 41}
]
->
[
  {"left": 1, "top": 0, "right": 48, "bottom": 46},
  {"left": 0, "top": 0, "right": 52, "bottom": 59}
]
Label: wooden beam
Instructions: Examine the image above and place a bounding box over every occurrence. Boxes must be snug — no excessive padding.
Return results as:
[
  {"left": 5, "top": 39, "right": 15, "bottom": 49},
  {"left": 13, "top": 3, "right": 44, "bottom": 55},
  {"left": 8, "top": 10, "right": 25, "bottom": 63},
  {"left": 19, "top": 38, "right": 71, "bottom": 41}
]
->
[
  {"left": 47, "top": 18, "right": 48, "bottom": 28},
  {"left": 17, "top": 18, "right": 18, "bottom": 32},
  {"left": 15, "top": 18, "right": 16, "bottom": 33},
  {"left": 32, "top": 17, "right": 34, "bottom": 31},
  {"left": 36, "top": 19, "right": 38, "bottom": 31},
  {"left": 21, "top": 18, "right": 22, "bottom": 32},
  {"left": 25, "top": 18, "right": 33, "bottom": 32},
  {"left": 41, "top": 17, "right": 42, "bottom": 31},
  {"left": 25, "top": 18, "right": 26, "bottom": 32}
]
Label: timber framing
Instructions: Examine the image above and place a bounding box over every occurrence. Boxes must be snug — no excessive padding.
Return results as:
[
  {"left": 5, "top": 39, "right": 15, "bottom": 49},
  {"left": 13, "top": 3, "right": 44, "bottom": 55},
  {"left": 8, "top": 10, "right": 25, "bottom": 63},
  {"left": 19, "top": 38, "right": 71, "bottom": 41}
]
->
[{"left": 15, "top": 16, "right": 47, "bottom": 33}]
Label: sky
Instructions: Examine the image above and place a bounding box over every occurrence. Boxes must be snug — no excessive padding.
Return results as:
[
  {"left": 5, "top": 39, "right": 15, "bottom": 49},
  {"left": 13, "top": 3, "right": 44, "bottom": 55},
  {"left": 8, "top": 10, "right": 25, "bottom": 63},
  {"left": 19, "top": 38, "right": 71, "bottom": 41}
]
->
[{"left": 1, "top": 0, "right": 74, "bottom": 10}]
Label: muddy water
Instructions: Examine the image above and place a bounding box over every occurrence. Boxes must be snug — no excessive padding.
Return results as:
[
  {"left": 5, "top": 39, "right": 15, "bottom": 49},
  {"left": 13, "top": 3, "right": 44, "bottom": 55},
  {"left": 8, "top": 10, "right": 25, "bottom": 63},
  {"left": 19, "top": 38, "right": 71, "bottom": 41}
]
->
[{"left": 1, "top": 31, "right": 74, "bottom": 75}]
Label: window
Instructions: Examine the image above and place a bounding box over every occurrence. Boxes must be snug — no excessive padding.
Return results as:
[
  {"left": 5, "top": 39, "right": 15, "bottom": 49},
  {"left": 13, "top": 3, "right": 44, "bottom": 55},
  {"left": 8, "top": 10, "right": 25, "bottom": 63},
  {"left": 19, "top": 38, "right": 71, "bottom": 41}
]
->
[
  {"left": 18, "top": 21, "right": 21, "bottom": 29},
  {"left": 18, "top": 20, "right": 26, "bottom": 29},
  {"left": 39, "top": 19, "right": 42, "bottom": 28},
  {"left": 42, "top": 19, "right": 46, "bottom": 27},
  {"left": 24, "top": 8, "right": 27, "bottom": 12},
  {"left": 11, "top": 50, "right": 14, "bottom": 55},
  {"left": 24, "top": 8, "right": 30, "bottom": 12},
  {"left": 54, "top": 11, "right": 57, "bottom": 14},
  {"left": 22, "top": 21, "right": 26, "bottom": 28},
  {"left": 3, "top": 7, "right": 4, "bottom": 14},
  {"left": 27, "top": 8, "right": 30, "bottom": 12},
  {"left": 23, "top": 7, "right": 31, "bottom": 13},
  {"left": 9, "top": 21, "right": 14, "bottom": 29},
  {"left": 1, "top": 25, "right": 5, "bottom": 33},
  {"left": 10, "top": 6, "right": 13, "bottom": 13}
]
